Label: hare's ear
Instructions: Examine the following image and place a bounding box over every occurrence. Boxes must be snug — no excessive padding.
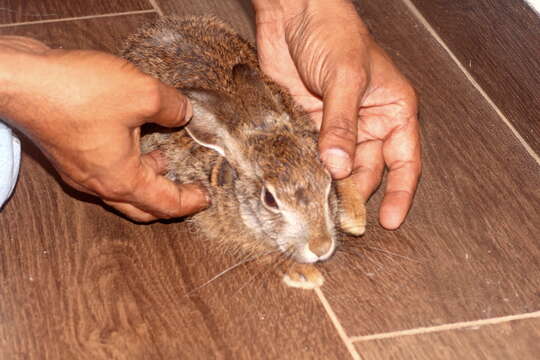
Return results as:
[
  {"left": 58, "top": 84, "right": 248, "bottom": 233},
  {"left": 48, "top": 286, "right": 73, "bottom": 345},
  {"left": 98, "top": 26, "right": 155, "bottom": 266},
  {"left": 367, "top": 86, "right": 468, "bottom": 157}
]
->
[
  {"left": 183, "top": 89, "right": 238, "bottom": 158},
  {"left": 232, "top": 64, "right": 284, "bottom": 111}
]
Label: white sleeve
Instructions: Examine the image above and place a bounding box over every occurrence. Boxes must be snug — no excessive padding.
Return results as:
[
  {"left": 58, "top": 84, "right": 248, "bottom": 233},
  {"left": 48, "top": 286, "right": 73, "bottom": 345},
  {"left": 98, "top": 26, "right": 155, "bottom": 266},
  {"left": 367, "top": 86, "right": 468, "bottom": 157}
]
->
[{"left": 0, "top": 121, "right": 21, "bottom": 209}]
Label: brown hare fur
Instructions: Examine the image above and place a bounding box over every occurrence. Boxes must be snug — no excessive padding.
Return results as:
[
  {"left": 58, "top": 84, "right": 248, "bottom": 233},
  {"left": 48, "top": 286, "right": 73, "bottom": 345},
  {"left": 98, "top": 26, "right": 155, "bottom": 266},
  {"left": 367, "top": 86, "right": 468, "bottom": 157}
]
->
[{"left": 122, "top": 16, "right": 365, "bottom": 289}]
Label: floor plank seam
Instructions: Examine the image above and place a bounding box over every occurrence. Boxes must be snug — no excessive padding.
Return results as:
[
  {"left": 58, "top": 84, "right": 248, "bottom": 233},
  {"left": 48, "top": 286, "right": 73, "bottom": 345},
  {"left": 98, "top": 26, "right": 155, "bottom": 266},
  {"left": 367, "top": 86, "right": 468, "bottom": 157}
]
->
[
  {"left": 0, "top": 9, "right": 156, "bottom": 29},
  {"left": 315, "top": 288, "right": 363, "bottom": 360},
  {"left": 148, "top": 0, "right": 164, "bottom": 17},
  {"left": 400, "top": 0, "right": 540, "bottom": 166},
  {"left": 350, "top": 310, "right": 540, "bottom": 342}
]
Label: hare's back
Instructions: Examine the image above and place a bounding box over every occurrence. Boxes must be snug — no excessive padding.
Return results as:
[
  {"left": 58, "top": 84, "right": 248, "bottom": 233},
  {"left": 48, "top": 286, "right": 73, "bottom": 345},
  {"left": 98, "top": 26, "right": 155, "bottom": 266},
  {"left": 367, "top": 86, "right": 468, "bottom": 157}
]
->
[{"left": 122, "top": 16, "right": 259, "bottom": 93}]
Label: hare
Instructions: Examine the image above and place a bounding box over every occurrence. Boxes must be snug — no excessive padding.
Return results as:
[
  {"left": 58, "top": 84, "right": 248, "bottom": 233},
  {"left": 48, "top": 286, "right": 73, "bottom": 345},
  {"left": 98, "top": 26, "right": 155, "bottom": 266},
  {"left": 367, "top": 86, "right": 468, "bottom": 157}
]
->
[{"left": 122, "top": 16, "right": 366, "bottom": 289}]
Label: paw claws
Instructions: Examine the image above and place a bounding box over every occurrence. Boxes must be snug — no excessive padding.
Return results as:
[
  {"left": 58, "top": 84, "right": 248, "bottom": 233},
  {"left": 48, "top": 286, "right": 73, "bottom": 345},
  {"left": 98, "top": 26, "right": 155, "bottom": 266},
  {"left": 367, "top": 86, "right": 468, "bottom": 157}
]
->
[
  {"left": 283, "top": 264, "right": 324, "bottom": 290},
  {"left": 340, "top": 214, "right": 366, "bottom": 236}
]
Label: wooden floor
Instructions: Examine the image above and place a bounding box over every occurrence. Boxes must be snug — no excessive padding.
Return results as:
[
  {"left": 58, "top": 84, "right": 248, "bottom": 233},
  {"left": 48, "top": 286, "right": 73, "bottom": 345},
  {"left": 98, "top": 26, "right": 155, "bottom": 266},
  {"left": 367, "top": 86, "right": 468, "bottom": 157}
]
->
[{"left": 1, "top": 0, "right": 539, "bottom": 359}]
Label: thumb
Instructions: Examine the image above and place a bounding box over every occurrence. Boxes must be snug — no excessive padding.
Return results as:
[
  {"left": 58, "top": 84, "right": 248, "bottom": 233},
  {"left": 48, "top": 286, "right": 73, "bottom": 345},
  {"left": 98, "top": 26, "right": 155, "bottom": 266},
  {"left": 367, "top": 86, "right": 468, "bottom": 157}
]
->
[
  {"left": 149, "top": 82, "right": 193, "bottom": 128},
  {"left": 319, "top": 77, "right": 365, "bottom": 179}
]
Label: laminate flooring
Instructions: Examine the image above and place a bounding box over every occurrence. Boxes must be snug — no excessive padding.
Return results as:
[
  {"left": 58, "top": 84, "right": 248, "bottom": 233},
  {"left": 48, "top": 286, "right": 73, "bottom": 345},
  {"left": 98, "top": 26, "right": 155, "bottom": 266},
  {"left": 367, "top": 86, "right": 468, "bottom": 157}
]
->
[
  {"left": 1, "top": 0, "right": 539, "bottom": 359},
  {"left": 410, "top": 0, "right": 540, "bottom": 154}
]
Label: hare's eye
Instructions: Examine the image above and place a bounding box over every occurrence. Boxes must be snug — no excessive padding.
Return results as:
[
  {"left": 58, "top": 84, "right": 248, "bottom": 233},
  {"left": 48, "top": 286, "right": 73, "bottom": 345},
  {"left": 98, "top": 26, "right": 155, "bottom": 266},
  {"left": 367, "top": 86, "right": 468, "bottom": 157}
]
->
[{"left": 262, "top": 187, "right": 279, "bottom": 210}]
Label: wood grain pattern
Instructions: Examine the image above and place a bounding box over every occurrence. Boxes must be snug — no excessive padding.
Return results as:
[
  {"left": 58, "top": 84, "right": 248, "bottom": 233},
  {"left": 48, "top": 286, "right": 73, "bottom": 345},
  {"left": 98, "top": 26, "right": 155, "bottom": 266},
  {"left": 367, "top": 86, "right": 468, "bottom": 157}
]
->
[
  {"left": 355, "top": 317, "right": 540, "bottom": 360},
  {"left": 0, "top": 12, "right": 156, "bottom": 51},
  {"left": 0, "top": 14, "right": 350, "bottom": 360},
  {"left": 0, "top": 0, "right": 152, "bottom": 25},
  {"left": 410, "top": 0, "right": 540, "bottom": 154},
  {"left": 314, "top": 0, "right": 540, "bottom": 337},
  {"left": 1, "top": 0, "right": 540, "bottom": 358}
]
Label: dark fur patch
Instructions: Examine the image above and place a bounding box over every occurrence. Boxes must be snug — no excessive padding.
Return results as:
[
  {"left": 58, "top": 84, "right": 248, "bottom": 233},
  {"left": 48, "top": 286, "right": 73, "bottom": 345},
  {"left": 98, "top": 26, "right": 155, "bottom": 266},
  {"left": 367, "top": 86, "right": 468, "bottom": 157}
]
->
[
  {"left": 210, "top": 157, "right": 237, "bottom": 187},
  {"left": 295, "top": 187, "right": 310, "bottom": 206}
]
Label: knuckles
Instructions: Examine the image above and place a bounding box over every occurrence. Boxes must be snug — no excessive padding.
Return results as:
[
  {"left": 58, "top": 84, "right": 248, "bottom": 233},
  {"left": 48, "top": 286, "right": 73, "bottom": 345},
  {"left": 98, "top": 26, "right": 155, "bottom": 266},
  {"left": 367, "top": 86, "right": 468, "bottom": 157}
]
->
[
  {"left": 331, "top": 63, "right": 369, "bottom": 90},
  {"left": 84, "top": 176, "right": 137, "bottom": 201},
  {"left": 321, "top": 124, "right": 357, "bottom": 145}
]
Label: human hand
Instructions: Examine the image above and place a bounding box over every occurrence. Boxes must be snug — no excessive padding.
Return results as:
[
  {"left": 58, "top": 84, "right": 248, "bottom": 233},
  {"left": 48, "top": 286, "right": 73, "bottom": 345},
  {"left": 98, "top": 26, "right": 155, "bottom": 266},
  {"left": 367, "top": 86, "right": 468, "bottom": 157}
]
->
[
  {"left": 252, "top": 0, "right": 421, "bottom": 229},
  {"left": 0, "top": 37, "right": 209, "bottom": 222}
]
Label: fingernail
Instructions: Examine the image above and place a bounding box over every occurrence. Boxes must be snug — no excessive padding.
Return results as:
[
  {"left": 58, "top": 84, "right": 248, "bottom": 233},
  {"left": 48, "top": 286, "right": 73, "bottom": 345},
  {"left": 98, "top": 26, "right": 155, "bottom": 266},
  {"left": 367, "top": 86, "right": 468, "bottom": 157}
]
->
[
  {"left": 183, "top": 183, "right": 211, "bottom": 211},
  {"left": 184, "top": 99, "right": 193, "bottom": 121},
  {"left": 198, "top": 185, "right": 211, "bottom": 207},
  {"left": 322, "top": 148, "right": 352, "bottom": 178}
]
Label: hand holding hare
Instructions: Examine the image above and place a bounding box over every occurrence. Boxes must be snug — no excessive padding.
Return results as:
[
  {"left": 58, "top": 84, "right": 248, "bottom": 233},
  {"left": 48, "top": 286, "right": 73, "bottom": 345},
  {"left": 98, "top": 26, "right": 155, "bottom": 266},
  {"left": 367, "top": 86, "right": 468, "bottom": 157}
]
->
[
  {"left": 253, "top": 0, "right": 421, "bottom": 230},
  {"left": 0, "top": 36, "right": 207, "bottom": 220}
]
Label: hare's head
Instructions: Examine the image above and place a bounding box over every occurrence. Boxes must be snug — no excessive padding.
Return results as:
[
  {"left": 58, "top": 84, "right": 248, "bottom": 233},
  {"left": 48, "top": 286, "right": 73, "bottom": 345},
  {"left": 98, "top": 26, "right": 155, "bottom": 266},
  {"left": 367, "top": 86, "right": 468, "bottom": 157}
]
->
[{"left": 185, "top": 64, "right": 338, "bottom": 263}]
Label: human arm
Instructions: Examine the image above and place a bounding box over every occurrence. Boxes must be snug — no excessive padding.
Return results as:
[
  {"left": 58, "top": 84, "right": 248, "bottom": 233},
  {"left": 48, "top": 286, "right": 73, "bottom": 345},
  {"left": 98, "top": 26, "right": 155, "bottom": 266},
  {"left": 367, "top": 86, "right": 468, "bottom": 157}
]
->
[{"left": 0, "top": 36, "right": 209, "bottom": 222}]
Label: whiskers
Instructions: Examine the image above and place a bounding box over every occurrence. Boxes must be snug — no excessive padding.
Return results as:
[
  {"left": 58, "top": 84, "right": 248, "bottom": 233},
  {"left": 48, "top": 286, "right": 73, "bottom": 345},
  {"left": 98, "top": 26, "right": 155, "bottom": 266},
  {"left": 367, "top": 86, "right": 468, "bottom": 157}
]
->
[
  {"left": 182, "top": 246, "right": 296, "bottom": 298},
  {"left": 363, "top": 245, "right": 422, "bottom": 264},
  {"left": 229, "top": 246, "right": 295, "bottom": 297},
  {"left": 340, "top": 241, "right": 422, "bottom": 264},
  {"left": 335, "top": 239, "right": 423, "bottom": 280}
]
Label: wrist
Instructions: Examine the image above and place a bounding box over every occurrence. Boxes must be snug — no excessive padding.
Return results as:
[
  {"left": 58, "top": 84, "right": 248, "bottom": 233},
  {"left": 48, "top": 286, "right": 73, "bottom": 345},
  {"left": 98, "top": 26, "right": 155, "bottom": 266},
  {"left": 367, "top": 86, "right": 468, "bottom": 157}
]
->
[
  {"left": 251, "top": 0, "right": 310, "bottom": 11},
  {"left": 0, "top": 37, "right": 51, "bottom": 119},
  {"left": 0, "top": 52, "right": 18, "bottom": 105},
  {"left": 251, "top": 0, "right": 310, "bottom": 23},
  {"left": 252, "top": 1, "right": 367, "bottom": 31},
  {"left": 0, "top": 50, "right": 46, "bottom": 131}
]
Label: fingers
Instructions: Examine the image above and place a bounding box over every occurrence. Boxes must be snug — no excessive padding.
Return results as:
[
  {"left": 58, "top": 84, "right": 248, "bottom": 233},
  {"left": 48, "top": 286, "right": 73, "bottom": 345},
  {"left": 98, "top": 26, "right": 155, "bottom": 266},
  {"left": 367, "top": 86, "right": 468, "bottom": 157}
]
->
[
  {"left": 126, "top": 153, "right": 210, "bottom": 219},
  {"left": 64, "top": 151, "right": 209, "bottom": 222},
  {"left": 60, "top": 170, "right": 158, "bottom": 222},
  {"left": 350, "top": 140, "right": 385, "bottom": 201},
  {"left": 135, "top": 179, "right": 209, "bottom": 219},
  {"left": 103, "top": 200, "right": 158, "bottom": 223},
  {"left": 108, "top": 178, "right": 209, "bottom": 222},
  {"left": 319, "top": 73, "right": 366, "bottom": 179},
  {"left": 147, "top": 81, "right": 193, "bottom": 128},
  {"left": 380, "top": 115, "right": 421, "bottom": 229}
]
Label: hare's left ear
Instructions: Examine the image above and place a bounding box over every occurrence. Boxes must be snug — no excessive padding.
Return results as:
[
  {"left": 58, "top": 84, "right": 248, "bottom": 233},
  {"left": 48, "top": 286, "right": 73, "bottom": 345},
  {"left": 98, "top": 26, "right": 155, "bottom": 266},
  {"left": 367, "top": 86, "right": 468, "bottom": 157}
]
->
[
  {"left": 184, "top": 89, "right": 227, "bottom": 156},
  {"left": 183, "top": 89, "right": 246, "bottom": 167}
]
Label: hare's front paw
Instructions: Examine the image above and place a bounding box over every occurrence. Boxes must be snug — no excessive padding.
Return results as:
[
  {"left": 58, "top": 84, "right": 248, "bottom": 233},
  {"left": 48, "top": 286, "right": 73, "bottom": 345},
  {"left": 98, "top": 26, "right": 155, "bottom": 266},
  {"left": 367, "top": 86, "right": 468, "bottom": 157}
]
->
[
  {"left": 336, "top": 177, "right": 366, "bottom": 236},
  {"left": 283, "top": 264, "right": 324, "bottom": 289}
]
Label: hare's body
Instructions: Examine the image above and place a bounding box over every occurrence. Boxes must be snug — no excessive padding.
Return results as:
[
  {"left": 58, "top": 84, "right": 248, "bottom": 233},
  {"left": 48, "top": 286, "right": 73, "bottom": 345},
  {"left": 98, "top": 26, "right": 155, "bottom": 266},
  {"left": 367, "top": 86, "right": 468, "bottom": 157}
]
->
[{"left": 123, "top": 17, "right": 366, "bottom": 286}]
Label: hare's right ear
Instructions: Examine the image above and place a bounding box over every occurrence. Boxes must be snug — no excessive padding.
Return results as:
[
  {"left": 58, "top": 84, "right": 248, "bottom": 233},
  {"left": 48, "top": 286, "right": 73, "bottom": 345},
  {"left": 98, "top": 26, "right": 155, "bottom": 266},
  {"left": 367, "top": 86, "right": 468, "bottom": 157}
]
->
[{"left": 183, "top": 89, "right": 241, "bottom": 161}]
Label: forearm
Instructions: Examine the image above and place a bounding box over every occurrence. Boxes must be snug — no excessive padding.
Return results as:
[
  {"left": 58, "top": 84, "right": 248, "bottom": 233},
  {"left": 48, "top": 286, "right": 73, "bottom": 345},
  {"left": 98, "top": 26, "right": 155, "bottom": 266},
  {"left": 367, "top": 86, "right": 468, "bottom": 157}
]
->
[
  {"left": 251, "top": 0, "right": 309, "bottom": 14},
  {"left": 251, "top": 0, "right": 362, "bottom": 17},
  {"left": 0, "top": 37, "right": 50, "bottom": 133},
  {"left": 252, "top": 0, "right": 315, "bottom": 27},
  {"left": 251, "top": 0, "right": 369, "bottom": 35},
  {"left": 0, "top": 54, "right": 30, "bottom": 127}
]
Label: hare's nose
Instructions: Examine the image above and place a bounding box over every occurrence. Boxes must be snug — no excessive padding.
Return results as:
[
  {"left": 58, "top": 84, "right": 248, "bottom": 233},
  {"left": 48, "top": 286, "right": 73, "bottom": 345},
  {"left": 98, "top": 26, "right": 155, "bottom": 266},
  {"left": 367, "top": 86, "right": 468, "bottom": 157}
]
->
[{"left": 308, "top": 238, "right": 334, "bottom": 261}]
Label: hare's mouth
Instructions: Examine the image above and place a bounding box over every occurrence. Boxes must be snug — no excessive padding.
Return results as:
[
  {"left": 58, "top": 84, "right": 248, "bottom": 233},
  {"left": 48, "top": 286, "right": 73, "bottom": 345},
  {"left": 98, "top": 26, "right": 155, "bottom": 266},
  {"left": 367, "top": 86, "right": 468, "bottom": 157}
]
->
[{"left": 285, "top": 240, "right": 336, "bottom": 264}]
